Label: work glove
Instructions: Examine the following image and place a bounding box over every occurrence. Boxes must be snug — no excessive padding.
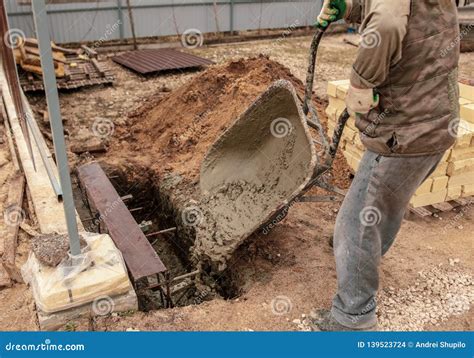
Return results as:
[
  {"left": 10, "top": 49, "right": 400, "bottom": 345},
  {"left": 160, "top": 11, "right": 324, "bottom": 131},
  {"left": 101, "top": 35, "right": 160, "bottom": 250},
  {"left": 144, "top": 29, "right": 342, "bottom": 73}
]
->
[
  {"left": 345, "top": 85, "right": 379, "bottom": 118},
  {"left": 316, "top": 0, "right": 351, "bottom": 28}
]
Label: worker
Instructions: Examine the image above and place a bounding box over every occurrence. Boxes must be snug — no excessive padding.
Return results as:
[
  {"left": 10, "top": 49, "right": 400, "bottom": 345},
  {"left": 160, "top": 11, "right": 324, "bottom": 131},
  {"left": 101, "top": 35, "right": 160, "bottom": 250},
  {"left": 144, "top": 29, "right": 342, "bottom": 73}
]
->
[{"left": 312, "top": 0, "right": 471, "bottom": 331}]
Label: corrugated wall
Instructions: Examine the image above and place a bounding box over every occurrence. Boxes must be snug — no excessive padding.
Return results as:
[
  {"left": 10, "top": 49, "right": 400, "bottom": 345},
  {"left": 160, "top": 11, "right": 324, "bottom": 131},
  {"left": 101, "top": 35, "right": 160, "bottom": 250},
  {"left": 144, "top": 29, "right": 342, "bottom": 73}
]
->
[{"left": 5, "top": 0, "right": 323, "bottom": 44}]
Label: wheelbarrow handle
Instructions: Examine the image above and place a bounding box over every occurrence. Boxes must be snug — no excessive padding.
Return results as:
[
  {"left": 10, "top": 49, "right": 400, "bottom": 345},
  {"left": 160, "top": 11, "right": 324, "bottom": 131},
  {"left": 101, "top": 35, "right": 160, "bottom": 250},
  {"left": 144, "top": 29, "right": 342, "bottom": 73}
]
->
[{"left": 302, "top": 26, "right": 326, "bottom": 117}]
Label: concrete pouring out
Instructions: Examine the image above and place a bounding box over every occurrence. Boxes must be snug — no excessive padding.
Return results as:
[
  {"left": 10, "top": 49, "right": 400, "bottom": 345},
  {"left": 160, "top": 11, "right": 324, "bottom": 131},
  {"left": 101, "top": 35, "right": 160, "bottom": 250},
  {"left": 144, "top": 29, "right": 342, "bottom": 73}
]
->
[{"left": 107, "top": 56, "right": 332, "bottom": 270}]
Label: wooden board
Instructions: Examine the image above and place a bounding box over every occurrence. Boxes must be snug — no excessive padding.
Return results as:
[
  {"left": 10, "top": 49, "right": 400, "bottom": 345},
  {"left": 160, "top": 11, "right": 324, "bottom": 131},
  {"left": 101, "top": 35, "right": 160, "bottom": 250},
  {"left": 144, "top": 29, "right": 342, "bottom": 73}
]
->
[{"left": 0, "top": 60, "right": 84, "bottom": 234}]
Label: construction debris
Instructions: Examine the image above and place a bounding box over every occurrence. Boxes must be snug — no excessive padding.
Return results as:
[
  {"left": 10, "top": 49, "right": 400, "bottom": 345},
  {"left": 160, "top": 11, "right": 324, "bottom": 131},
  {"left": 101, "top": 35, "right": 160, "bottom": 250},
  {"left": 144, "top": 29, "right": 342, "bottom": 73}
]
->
[
  {"left": 326, "top": 80, "right": 474, "bottom": 209},
  {"left": 13, "top": 38, "right": 114, "bottom": 92},
  {"left": 31, "top": 234, "right": 86, "bottom": 268},
  {"left": 112, "top": 49, "right": 214, "bottom": 75}
]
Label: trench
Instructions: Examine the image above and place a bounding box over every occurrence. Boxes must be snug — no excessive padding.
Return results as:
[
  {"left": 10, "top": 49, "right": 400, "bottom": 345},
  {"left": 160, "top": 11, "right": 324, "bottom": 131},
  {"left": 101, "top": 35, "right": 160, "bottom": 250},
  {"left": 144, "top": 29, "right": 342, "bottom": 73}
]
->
[{"left": 72, "top": 163, "right": 246, "bottom": 311}]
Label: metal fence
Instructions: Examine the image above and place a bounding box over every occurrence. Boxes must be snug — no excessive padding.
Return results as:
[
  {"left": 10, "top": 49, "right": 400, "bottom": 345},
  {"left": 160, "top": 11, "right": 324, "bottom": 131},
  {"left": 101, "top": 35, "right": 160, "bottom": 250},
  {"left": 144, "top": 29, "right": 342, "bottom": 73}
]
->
[{"left": 6, "top": 0, "right": 323, "bottom": 44}]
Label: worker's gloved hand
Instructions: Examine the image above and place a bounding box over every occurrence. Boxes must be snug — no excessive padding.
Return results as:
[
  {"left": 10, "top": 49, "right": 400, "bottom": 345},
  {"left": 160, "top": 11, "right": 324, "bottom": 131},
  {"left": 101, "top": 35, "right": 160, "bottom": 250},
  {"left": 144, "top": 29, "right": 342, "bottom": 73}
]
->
[
  {"left": 317, "top": 0, "right": 351, "bottom": 28},
  {"left": 345, "top": 85, "right": 380, "bottom": 118}
]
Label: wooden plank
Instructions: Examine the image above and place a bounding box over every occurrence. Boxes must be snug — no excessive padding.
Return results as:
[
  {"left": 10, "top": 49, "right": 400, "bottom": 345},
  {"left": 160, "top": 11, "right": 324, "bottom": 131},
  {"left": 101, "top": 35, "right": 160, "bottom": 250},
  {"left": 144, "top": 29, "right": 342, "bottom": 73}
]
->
[
  {"left": 77, "top": 162, "right": 167, "bottom": 281},
  {"left": 2, "top": 174, "right": 25, "bottom": 264},
  {"left": 432, "top": 201, "right": 454, "bottom": 212},
  {"left": 409, "top": 205, "right": 432, "bottom": 217},
  {"left": 0, "top": 58, "right": 83, "bottom": 234}
]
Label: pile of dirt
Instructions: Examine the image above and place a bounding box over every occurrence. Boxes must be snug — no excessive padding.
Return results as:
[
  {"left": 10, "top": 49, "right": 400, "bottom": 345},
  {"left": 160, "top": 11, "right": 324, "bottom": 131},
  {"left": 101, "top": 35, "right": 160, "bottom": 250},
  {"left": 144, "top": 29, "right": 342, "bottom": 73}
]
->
[{"left": 111, "top": 55, "right": 316, "bottom": 179}]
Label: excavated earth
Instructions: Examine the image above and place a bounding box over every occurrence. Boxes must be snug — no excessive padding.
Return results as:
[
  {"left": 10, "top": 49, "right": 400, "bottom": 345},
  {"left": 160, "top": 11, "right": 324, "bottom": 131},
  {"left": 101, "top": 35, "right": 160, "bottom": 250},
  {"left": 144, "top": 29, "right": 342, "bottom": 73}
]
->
[{"left": 105, "top": 56, "right": 351, "bottom": 277}]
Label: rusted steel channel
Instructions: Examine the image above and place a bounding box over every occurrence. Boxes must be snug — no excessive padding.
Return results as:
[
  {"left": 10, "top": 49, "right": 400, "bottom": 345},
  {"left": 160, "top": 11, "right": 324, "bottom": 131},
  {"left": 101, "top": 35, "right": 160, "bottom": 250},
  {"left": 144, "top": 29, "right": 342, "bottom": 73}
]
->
[
  {"left": 76, "top": 162, "right": 175, "bottom": 306},
  {"left": 112, "top": 49, "right": 213, "bottom": 75}
]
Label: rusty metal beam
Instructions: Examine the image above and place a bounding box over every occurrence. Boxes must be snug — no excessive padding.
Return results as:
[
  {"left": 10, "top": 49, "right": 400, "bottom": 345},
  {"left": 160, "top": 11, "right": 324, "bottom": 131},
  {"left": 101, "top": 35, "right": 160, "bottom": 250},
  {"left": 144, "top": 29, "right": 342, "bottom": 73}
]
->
[{"left": 77, "top": 162, "right": 167, "bottom": 281}]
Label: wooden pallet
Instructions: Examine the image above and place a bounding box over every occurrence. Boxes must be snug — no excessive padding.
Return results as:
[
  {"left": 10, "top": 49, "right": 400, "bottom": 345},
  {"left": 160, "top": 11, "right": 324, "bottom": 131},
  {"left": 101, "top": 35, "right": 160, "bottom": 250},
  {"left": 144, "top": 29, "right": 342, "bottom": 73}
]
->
[
  {"left": 19, "top": 53, "right": 115, "bottom": 92},
  {"left": 409, "top": 196, "right": 474, "bottom": 217}
]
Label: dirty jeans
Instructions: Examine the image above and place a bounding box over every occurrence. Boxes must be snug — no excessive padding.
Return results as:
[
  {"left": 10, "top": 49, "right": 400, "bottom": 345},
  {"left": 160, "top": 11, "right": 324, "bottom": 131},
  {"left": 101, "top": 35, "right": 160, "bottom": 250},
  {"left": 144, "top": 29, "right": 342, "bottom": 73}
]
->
[{"left": 331, "top": 149, "right": 445, "bottom": 329}]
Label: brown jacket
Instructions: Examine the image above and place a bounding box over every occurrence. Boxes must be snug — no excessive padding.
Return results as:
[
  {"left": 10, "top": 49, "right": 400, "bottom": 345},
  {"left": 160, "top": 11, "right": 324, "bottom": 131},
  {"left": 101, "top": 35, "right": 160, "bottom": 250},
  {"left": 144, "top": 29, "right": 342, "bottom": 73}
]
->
[{"left": 347, "top": 0, "right": 461, "bottom": 156}]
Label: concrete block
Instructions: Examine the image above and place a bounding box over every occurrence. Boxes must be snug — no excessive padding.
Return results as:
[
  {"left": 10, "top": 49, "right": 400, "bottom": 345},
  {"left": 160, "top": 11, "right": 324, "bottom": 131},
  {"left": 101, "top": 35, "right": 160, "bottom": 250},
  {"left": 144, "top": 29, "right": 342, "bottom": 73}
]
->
[
  {"left": 459, "top": 97, "right": 472, "bottom": 106},
  {"left": 416, "top": 178, "right": 433, "bottom": 195},
  {"left": 449, "top": 172, "right": 474, "bottom": 187},
  {"left": 462, "top": 183, "right": 474, "bottom": 197},
  {"left": 446, "top": 186, "right": 462, "bottom": 201},
  {"left": 410, "top": 190, "right": 447, "bottom": 208},
  {"left": 432, "top": 162, "right": 448, "bottom": 177},
  {"left": 431, "top": 176, "right": 449, "bottom": 192},
  {"left": 460, "top": 103, "right": 474, "bottom": 123},
  {"left": 328, "top": 80, "right": 350, "bottom": 98},
  {"left": 447, "top": 158, "right": 474, "bottom": 176},
  {"left": 448, "top": 147, "right": 474, "bottom": 162},
  {"left": 459, "top": 83, "right": 474, "bottom": 102}
]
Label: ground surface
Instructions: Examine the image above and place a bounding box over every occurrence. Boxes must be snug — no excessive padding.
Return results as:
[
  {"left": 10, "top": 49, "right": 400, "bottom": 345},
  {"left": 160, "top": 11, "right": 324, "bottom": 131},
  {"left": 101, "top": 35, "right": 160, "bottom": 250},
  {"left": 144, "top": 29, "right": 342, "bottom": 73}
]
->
[{"left": 0, "top": 33, "right": 472, "bottom": 331}]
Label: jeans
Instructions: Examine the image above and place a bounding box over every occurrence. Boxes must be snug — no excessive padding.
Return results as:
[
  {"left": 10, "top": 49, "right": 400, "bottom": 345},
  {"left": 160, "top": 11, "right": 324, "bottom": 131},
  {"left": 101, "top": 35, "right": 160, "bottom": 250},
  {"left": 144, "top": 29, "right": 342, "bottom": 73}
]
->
[{"left": 331, "top": 150, "right": 445, "bottom": 328}]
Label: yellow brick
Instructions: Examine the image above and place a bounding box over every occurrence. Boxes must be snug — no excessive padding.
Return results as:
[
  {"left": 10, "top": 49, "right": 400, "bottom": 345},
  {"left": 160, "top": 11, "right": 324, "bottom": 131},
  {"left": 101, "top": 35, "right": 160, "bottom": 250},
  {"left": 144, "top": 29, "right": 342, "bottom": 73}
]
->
[
  {"left": 416, "top": 178, "right": 433, "bottom": 195},
  {"left": 343, "top": 126, "right": 357, "bottom": 142},
  {"left": 462, "top": 183, "right": 474, "bottom": 196},
  {"left": 353, "top": 134, "right": 365, "bottom": 151},
  {"left": 460, "top": 104, "right": 474, "bottom": 123},
  {"left": 446, "top": 186, "right": 462, "bottom": 201},
  {"left": 459, "top": 97, "right": 472, "bottom": 106},
  {"left": 410, "top": 190, "right": 447, "bottom": 208},
  {"left": 432, "top": 162, "right": 448, "bottom": 177},
  {"left": 343, "top": 151, "right": 360, "bottom": 172},
  {"left": 431, "top": 176, "right": 449, "bottom": 192},
  {"left": 452, "top": 120, "right": 474, "bottom": 148},
  {"left": 448, "top": 147, "right": 474, "bottom": 162},
  {"left": 345, "top": 142, "right": 364, "bottom": 158},
  {"left": 328, "top": 80, "right": 349, "bottom": 98},
  {"left": 327, "top": 82, "right": 338, "bottom": 98},
  {"left": 459, "top": 83, "right": 474, "bottom": 102},
  {"left": 448, "top": 172, "right": 474, "bottom": 187},
  {"left": 447, "top": 158, "right": 474, "bottom": 176},
  {"left": 328, "top": 97, "right": 346, "bottom": 110},
  {"left": 336, "top": 84, "right": 349, "bottom": 100}
]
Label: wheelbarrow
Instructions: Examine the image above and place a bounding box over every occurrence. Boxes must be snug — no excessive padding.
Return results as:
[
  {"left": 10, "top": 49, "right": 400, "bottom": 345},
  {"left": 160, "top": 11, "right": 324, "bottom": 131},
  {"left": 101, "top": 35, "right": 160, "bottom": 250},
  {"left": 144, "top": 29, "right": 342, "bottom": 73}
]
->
[{"left": 196, "top": 25, "right": 351, "bottom": 271}]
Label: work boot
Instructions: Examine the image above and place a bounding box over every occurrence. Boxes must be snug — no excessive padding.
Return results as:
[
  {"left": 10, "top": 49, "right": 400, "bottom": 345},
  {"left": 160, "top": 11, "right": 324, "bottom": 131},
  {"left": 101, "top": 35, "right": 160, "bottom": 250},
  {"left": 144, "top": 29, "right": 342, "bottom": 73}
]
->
[{"left": 310, "top": 309, "right": 377, "bottom": 331}]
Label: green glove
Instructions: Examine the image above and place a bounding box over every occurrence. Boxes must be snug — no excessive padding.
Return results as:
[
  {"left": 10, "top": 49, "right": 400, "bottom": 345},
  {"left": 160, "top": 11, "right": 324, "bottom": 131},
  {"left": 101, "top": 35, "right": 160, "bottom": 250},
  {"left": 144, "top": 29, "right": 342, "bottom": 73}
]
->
[{"left": 316, "top": 0, "right": 348, "bottom": 28}]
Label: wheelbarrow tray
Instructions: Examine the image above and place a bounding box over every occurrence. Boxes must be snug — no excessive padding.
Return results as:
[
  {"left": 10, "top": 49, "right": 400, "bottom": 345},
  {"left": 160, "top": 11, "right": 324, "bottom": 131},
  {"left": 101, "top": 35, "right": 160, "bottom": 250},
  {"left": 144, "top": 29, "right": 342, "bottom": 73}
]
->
[{"left": 194, "top": 80, "right": 318, "bottom": 270}]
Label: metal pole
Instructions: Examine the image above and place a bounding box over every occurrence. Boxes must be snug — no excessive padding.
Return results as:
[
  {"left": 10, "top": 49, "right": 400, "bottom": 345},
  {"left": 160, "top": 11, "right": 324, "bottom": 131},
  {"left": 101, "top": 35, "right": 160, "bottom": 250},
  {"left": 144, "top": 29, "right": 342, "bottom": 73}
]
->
[
  {"left": 116, "top": 0, "right": 124, "bottom": 40},
  {"left": 230, "top": 0, "right": 235, "bottom": 34},
  {"left": 126, "top": 0, "right": 138, "bottom": 50},
  {"left": 31, "top": 0, "right": 81, "bottom": 256}
]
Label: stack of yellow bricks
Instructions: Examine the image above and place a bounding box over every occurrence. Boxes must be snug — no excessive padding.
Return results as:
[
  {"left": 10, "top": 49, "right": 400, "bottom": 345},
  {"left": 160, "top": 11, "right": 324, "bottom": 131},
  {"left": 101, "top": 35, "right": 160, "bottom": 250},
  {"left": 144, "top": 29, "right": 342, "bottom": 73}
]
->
[{"left": 326, "top": 80, "right": 474, "bottom": 208}]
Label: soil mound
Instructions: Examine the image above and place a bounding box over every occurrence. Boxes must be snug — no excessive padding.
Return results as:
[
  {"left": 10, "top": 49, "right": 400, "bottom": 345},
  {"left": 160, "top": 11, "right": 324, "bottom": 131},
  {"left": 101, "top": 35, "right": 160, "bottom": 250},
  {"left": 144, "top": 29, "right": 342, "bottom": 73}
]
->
[{"left": 112, "top": 55, "right": 309, "bottom": 180}]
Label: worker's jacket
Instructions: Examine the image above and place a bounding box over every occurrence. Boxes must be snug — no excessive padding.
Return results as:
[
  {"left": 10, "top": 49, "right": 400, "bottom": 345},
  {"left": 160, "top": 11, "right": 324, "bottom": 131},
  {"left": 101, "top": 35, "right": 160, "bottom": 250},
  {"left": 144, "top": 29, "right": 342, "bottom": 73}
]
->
[{"left": 346, "top": 0, "right": 464, "bottom": 156}]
